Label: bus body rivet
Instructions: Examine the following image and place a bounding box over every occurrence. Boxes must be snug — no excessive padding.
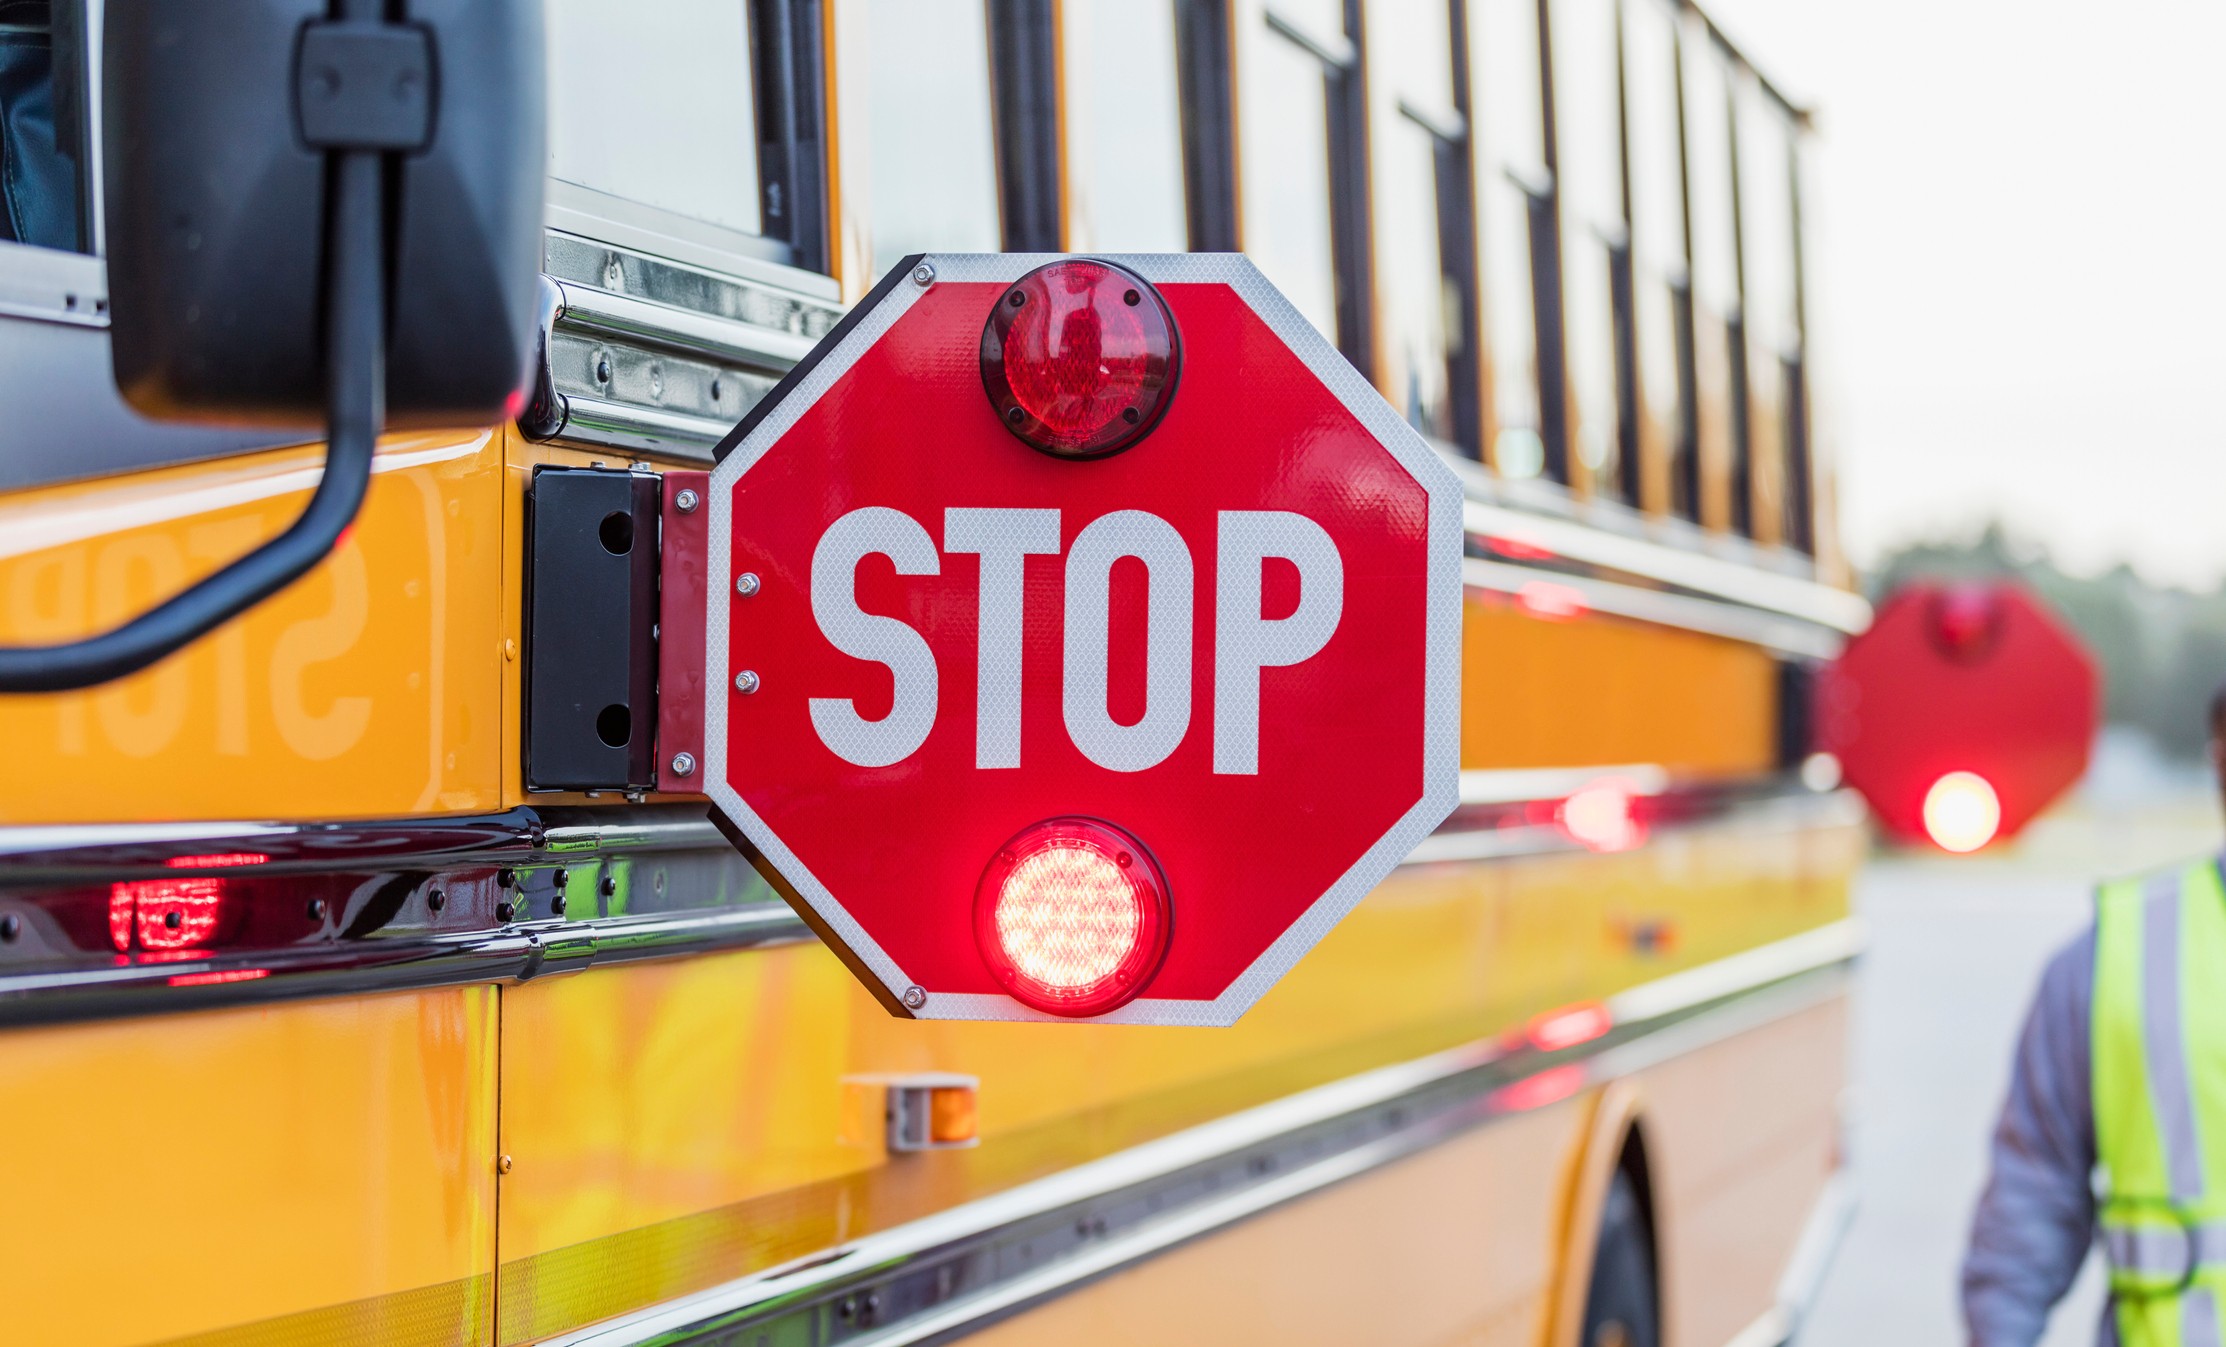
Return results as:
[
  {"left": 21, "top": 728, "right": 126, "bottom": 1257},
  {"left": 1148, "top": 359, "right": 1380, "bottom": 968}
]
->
[
  {"left": 498, "top": 1153, "right": 514, "bottom": 1175},
  {"left": 306, "top": 898, "right": 327, "bottom": 921},
  {"left": 735, "top": 670, "right": 761, "bottom": 694},
  {"left": 671, "top": 752, "right": 697, "bottom": 777},
  {"left": 902, "top": 985, "right": 928, "bottom": 1010},
  {"left": 675, "top": 488, "right": 700, "bottom": 513},
  {"left": 0, "top": 913, "right": 19, "bottom": 942},
  {"left": 736, "top": 572, "right": 761, "bottom": 597},
  {"left": 911, "top": 262, "right": 936, "bottom": 287}
]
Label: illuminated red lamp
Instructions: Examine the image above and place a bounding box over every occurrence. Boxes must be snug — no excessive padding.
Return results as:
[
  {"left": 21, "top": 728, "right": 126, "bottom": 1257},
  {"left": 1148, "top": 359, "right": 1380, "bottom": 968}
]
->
[
  {"left": 1527, "top": 1000, "right": 1614, "bottom": 1052},
  {"left": 1515, "top": 580, "right": 1588, "bottom": 622},
  {"left": 1558, "top": 777, "right": 1645, "bottom": 853},
  {"left": 980, "top": 259, "right": 1181, "bottom": 460},
  {"left": 974, "top": 817, "right": 1171, "bottom": 1017},
  {"left": 108, "top": 852, "right": 266, "bottom": 952}
]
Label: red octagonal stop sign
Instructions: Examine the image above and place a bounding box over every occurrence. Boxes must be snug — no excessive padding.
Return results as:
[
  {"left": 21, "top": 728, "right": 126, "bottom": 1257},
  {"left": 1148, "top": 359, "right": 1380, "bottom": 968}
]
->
[
  {"left": 1820, "top": 581, "right": 2098, "bottom": 849},
  {"left": 702, "top": 254, "right": 1463, "bottom": 1025}
]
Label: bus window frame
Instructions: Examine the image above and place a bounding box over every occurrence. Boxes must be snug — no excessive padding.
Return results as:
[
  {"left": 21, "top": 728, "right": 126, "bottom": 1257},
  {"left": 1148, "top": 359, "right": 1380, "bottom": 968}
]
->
[
  {"left": 1245, "top": 0, "right": 1376, "bottom": 371},
  {"left": 0, "top": 0, "right": 299, "bottom": 494},
  {"left": 1367, "top": 0, "right": 1482, "bottom": 459},
  {"left": 544, "top": 0, "right": 831, "bottom": 282}
]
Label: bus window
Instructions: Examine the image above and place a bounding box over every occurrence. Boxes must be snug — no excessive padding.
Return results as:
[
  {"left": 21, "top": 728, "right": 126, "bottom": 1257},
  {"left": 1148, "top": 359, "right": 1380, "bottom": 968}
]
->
[
  {"left": 548, "top": 0, "right": 765, "bottom": 239},
  {"left": 1548, "top": 0, "right": 1624, "bottom": 501},
  {"left": 1240, "top": 1, "right": 1365, "bottom": 355},
  {"left": 1469, "top": 0, "right": 1549, "bottom": 480},
  {"left": 862, "top": 0, "right": 1002, "bottom": 277},
  {"left": 1369, "top": 0, "right": 1472, "bottom": 449},
  {"left": 1622, "top": 0, "right": 1690, "bottom": 519},
  {"left": 1061, "top": 0, "right": 1189, "bottom": 252},
  {"left": 1737, "top": 74, "right": 1803, "bottom": 550},
  {"left": 0, "top": 0, "right": 86, "bottom": 253},
  {"left": 1680, "top": 23, "right": 1739, "bottom": 533}
]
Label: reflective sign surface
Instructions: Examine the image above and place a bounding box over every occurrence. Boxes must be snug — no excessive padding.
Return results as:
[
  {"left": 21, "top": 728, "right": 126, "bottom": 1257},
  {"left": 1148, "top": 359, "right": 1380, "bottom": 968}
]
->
[{"left": 705, "top": 255, "right": 1463, "bottom": 1024}]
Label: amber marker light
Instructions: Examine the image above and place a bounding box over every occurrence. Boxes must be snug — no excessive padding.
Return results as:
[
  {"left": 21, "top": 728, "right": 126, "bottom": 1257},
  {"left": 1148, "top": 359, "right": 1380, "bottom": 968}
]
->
[
  {"left": 974, "top": 817, "right": 1172, "bottom": 1017},
  {"left": 980, "top": 259, "right": 1181, "bottom": 460}
]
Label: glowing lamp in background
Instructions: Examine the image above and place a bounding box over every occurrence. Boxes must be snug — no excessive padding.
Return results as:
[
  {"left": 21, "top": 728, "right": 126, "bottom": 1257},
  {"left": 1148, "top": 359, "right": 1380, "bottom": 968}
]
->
[
  {"left": 1558, "top": 777, "right": 1645, "bottom": 853},
  {"left": 1923, "top": 771, "right": 2002, "bottom": 853},
  {"left": 974, "top": 818, "right": 1171, "bottom": 1017},
  {"left": 1820, "top": 581, "right": 2097, "bottom": 851},
  {"left": 980, "top": 259, "right": 1180, "bottom": 459}
]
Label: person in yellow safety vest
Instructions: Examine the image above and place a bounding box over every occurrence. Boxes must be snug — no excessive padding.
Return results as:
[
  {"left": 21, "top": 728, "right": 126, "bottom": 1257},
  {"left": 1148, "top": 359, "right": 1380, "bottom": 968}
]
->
[{"left": 1964, "top": 689, "right": 2226, "bottom": 1346}]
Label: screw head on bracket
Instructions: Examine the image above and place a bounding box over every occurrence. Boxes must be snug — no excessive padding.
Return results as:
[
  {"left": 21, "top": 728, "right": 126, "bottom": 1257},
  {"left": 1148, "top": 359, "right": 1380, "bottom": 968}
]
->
[
  {"left": 735, "top": 670, "right": 761, "bottom": 695},
  {"left": 675, "top": 488, "right": 701, "bottom": 513},
  {"left": 670, "top": 751, "right": 697, "bottom": 777}
]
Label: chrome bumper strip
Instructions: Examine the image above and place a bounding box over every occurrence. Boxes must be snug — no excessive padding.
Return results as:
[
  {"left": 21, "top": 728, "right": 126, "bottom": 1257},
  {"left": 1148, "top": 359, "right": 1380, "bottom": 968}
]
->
[
  {"left": 542, "top": 920, "right": 1863, "bottom": 1347},
  {"left": 0, "top": 782, "right": 1863, "bottom": 1027}
]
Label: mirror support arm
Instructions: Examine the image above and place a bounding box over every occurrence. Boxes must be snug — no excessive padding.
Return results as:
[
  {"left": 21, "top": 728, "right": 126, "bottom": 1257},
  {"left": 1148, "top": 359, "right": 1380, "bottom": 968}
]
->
[{"left": 0, "top": 148, "right": 386, "bottom": 694}]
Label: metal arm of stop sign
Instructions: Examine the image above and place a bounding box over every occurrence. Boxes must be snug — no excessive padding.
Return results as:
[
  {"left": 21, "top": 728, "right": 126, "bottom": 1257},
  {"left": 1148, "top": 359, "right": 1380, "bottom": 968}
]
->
[{"left": 804, "top": 505, "right": 1344, "bottom": 775}]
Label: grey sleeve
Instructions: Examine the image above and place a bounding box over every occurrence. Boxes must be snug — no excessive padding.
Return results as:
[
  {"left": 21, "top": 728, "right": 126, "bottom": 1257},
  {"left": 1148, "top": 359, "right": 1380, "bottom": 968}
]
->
[{"left": 1962, "top": 927, "right": 2099, "bottom": 1347}]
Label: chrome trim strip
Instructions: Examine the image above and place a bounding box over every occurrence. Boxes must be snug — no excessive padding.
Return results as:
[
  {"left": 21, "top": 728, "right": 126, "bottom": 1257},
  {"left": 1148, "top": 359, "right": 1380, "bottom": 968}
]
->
[
  {"left": 0, "top": 905, "right": 812, "bottom": 1028},
  {"left": 1464, "top": 556, "right": 1846, "bottom": 660},
  {"left": 0, "top": 242, "right": 106, "bottom": 328},
  {"left": 542, "top": 920, "right": 1862, "bottom": 1347},
  {"left": 1459, "top": 763, "right": 1669, "bottom": 805},
  {"left": 0, "top": 783, "right": 1864, "bottom": 1024},
  {"left": 557, "top": 393, "right": 736, "bottom": 459},
  {"left": 555, "top": 280, "right": 821, "bottom": 369},
  {"left": 1461, "top": 494, "right": 1871, "bottom": 635}
]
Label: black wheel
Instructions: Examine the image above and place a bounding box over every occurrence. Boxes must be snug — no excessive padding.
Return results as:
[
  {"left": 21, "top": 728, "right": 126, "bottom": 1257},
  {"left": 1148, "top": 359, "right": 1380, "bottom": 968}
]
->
[{"left": 1580, "top": 1169, "right": 1660, "bottom": 1347}]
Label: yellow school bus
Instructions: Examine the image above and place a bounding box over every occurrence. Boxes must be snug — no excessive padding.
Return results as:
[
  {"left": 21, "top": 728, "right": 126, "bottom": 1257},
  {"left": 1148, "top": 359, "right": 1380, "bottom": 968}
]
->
[{"left": 0, "top": 1, "right": 1866, "bottom": 1344}]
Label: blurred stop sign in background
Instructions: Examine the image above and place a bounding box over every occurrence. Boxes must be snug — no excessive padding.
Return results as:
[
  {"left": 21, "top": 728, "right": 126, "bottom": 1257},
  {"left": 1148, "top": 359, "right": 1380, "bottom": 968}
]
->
[{"left": 1821, "top": 581, "right": 2100, "bottom": 851}]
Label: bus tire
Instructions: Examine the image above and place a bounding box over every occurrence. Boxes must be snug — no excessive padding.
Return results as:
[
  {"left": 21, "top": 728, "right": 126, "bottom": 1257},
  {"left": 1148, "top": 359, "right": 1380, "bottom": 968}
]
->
[{"left": 1580, "top": 1168, "right": 1659, "bottom": 1347}]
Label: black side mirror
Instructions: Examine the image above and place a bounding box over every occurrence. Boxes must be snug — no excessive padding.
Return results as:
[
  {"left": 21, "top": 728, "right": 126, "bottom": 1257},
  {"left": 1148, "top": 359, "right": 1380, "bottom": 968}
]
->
[{"left": 0, "top": 0, "right": 544, "bottom": 692}]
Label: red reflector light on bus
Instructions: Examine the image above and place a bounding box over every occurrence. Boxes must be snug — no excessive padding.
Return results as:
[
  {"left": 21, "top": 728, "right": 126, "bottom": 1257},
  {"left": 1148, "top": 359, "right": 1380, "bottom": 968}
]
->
[
  {"left": 110, "top": 876, "right": 229, "bottom": 951},
  {"left": 1923, "top": 770, "right": 2002, "bottom": 853},
  {"left": 981, "top": 259, "right": 1180, "bottom": 460},
  {"left": 974, "top": 818, "right": 1171, "bottom": 1017},
  {"left": 1527, "top": 1000, "right": 1614, "bottom": 1052},
  {"left": 1558, "top": 778, "right": 1644, "bottom": 853}
]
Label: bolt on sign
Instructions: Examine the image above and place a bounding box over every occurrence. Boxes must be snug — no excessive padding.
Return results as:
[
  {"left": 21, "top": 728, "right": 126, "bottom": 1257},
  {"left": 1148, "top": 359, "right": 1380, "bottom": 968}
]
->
[{"left": 703, "top": 255, "right": 1464, "bottom": 1025}]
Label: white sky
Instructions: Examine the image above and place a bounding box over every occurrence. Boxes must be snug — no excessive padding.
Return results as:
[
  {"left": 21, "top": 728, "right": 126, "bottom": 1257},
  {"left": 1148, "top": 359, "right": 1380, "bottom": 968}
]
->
[{"left": 1702, "top": 0, "right": 2226, "bottom": 587}]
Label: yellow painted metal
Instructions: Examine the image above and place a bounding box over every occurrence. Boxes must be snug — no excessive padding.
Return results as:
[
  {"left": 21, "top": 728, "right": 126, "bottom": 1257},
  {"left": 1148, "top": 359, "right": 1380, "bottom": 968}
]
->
[
  {"left": 489, "top": 803, "right": 1859, "bottom": 1343},
  {"left": 0, "top": 431, "right": 508, "bottom": 824},
  {"left": 0, "top": 987, "right": 499, "bottom": 1347},
  {"left": 1461, "top": 598, "right": 1779, "bottom": 773}
]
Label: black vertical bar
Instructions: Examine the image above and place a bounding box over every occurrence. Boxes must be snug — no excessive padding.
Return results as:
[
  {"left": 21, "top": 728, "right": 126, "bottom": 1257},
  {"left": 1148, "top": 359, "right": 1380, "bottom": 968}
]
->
[
  {"left": 1783, "top": 351, "right": 1813, "bottom": 553},
  {"left": 1326, "top": 0, "right": 1375, "bottom": 374},
  {"left": 1671, "top": 278, "right": 1699, "bottom": 518},
  {"left": 1609, "top": 0, "right": 1640, "bottom": 502},
  {"left": 1530, "top": 0, "right": 1569, "bottom": 483},
  {"left": 1175, "top": 0, "right": 1239, "bottom": 251},
  {"left": 1668, "top": 17, "right": 1700, "bottom": 522},
  {"left": 1528, "top": 188, "right": 1569, "bottom": 484},
  {"left": 1785, "top": 126, "right": 1815, "bottom": 553},
  {"left": 752, "top": 0, "right": 830, "bottom": 274},
  {"left": 1609, "top": 238, "right": 1640, "bottom": 501},
  {"left": 987, "top": 0, "right": 1063, "bottom": 252},
  {"left": 1439, "top": 0, "right": 1483, "bottom": 458},
  {"left": 1723, "top": 70, "right": 1751, "bottom": 536}
]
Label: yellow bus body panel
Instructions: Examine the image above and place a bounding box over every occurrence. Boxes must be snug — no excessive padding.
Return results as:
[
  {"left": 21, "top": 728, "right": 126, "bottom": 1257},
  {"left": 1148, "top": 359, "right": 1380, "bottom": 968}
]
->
[
  {"left": 0, "top": 432, "right": 508, "bottom": 825},
  {"left": 0, "top": 987, "right": 500, "bottom": 1347}
]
